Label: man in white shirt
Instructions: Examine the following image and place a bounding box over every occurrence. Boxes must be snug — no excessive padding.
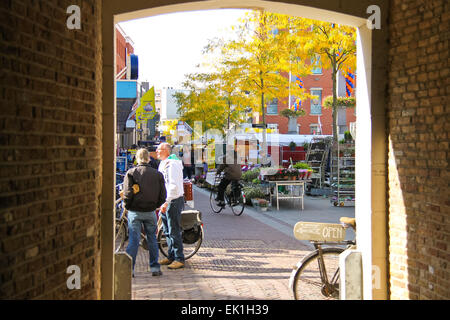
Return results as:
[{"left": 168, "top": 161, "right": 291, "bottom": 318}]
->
[{"left": 156, "top": 143, "right": 185, "bottom": 269}]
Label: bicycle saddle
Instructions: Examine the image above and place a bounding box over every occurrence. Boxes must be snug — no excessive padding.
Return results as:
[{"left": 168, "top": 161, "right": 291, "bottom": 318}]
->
[{"left": 340, "top": 217, "right": 356, "bottom": 230}]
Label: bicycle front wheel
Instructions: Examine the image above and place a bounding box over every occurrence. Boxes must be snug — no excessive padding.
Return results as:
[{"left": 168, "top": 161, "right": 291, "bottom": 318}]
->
[
  {"left": 115, "top": 218, "right": 128, "bottom": 253},
  {"left": 291, "top": 247, "right": 344, "bottom": 300},
  {"left": 210, "top": 188, "right": 223, "bottom": 213}
]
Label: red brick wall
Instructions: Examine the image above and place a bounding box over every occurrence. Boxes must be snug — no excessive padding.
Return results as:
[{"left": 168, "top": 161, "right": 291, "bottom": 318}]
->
[
  {"left": 0, "top": 0, "right": 103, "bottom": 299},
  {"left": 388, "top": 0, "right": 449, "bottom": 299}
]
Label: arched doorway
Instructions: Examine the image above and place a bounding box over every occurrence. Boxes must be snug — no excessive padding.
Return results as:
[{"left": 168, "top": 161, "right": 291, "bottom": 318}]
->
[{"left": 101, "top": 0, "right": 388, "bottom": 300}]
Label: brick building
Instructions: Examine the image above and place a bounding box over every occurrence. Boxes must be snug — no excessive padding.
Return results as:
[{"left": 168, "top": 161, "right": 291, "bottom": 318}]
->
[
  {"left": 265, "top": 69, "right": 356, "bottom": 135},
  {"left": 115, "top": 25, "right": 134, "bottom": 79},
  {"left": 0, "top": 0, "right": 448, "bottom": 300}
]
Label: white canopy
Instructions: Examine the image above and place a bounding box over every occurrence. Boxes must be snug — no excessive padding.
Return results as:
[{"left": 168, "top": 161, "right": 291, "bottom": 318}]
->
[{"left": 232, "top": 133, "right": 331, "bottom": 146}]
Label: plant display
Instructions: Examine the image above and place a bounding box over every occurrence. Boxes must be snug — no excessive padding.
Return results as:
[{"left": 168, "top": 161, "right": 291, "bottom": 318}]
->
[
  {"left": 323, "top": 95, "right": 356, "bottom": 108},
  {"left": 242, "top": 168, "right": 260, "bottom": 182},
  {"left": 242, "top": 186, "right": 266, "bottom": 202}
]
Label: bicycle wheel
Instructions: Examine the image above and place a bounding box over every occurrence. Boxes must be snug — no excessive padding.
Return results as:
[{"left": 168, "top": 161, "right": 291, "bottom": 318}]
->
[
  {"left": 229, "top": 191, "right": 245, "bottom": 216},
  {"left": 210, "top": 187, "right": 223, "bottom": 213},
  {"left": 157, "top": 226, "right": 203, "bottom": 260},
  {"left": 115, "top": 218, "right": 128, "bottom": 253},
  {"left": 291, "top": 247, "right": 344, "bottom": 300}
]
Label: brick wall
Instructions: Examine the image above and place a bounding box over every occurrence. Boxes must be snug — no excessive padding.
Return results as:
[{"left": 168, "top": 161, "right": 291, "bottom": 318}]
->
[
  {"left": 387, "top": 0, "right": 449, "bottom": 299},
  {"left": 0, "top": 0, "right": 102, "bottom": 299},
  {"left": 266, "top": 68, "right": 356, "bottom": 134}
]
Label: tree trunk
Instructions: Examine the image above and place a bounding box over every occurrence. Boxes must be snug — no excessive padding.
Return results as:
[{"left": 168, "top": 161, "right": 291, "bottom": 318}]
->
[
  {"left": 332, "top": 56, "right": 338, "bottom": 146},
  {"left": 261, "top": 76, "right": 267, "bottom": 164}
]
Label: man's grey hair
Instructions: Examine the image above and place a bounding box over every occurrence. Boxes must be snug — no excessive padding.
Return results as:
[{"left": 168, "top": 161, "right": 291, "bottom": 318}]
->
[
  {"left": 159, "top": 142, "right": 172, "bottom": 153},
  {"left": 135, "top": 148, "right": 150, "bottom": 164}
]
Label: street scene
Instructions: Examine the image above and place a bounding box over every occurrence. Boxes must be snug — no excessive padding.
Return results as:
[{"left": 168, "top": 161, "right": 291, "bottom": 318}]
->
[
  {"left": 130, "top": 183, "right": 354, "bottom": 300},
  {"left": 114, "top": 9, "right": 358, "bottom": 300},
  {"left": 1, "top": 0, "right": 448, "bottom": 303}
]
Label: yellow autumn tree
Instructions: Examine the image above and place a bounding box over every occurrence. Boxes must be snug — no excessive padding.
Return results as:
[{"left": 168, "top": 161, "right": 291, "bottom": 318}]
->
[{"left": 204, "top": 10, "right": 312, "bottom": 162}]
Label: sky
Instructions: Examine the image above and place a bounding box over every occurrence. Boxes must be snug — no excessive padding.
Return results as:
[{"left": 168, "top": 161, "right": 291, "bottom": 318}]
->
[{"left": 118, "top": 9, "right": 251, "bottom": 90}]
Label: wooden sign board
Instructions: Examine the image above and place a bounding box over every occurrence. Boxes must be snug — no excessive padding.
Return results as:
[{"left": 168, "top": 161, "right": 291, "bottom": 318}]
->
[{"left": 293, "top": 221, "right": 345, "bottom": 242}]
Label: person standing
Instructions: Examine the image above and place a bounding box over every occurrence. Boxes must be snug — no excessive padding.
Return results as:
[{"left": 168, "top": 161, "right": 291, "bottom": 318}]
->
[
  {"left": 123, "top": 148, "right": 166, "bottom": 277},
  {"left": 156, "top": 143, "right": 185, "bottom": 269}
]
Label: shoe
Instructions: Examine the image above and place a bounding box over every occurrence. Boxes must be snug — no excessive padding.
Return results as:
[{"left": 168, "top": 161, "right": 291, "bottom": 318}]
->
[
  {"left": 152, "top": 270, "right": 163, "bottom": 277},
  {"left": 167, "top": 261, "right": 185, "bottom": 269},
  {"left": 159, "top": 258, "right": 173, "bottom": 265},
  {"left": 216, "top": 200, "right": 225, "bottom": 207}
]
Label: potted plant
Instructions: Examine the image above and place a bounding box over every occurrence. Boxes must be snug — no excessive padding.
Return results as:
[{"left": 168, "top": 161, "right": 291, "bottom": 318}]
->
[
  {"left": 258, "top": 199, "right": 269, "bottom": 211},
  {"left": 243, "top": 186, "right": 266, "bottom": 205},
  {"left": 287, "top": 168, "right": 298, "bottom": 180},
  {"left": 289, "top": 141, "right": 297, "bottom": 151}
]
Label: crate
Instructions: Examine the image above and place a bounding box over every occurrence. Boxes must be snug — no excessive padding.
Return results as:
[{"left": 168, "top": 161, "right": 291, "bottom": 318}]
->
[{"left": 183, "top": 181, "right": 193, "bottom": 201}]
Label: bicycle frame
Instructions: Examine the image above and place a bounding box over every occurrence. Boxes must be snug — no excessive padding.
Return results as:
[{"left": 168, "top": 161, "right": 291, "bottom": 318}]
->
[{"left": 312, "top": 240, "right": 355, "bottom": 296}]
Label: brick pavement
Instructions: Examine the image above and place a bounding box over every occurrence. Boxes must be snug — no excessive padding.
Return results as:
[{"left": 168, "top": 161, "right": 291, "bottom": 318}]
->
[{"left": 132, "top": 186, "right": 311, "bottom": 300}]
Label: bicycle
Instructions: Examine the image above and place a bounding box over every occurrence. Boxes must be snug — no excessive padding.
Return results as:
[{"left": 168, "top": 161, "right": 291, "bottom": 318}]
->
[
  {"left": 209, "top": 172, "right": 245, "bottom": 216},
  {"left": 289, "top": 217, "right": 356, "bottom": 300}
]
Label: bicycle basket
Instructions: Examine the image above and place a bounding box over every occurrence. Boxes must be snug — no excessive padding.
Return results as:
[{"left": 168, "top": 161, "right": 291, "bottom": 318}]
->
[
  {"left": 181, "top": 210, "right": 202, "bottom": 230},
  {"left": 183, "top": 225, "right": 201, "bottom": 244}
]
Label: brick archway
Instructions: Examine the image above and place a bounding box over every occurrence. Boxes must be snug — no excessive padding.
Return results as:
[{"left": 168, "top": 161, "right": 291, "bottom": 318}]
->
[{"left": 101, "top": 0, "right": 389, "bottom": 300}]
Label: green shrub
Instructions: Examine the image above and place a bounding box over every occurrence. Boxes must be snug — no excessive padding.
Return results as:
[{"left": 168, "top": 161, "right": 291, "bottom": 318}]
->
[
  {"left": 242, "top": 186, "right": 266, "bottom": 203},
  {"left": 242, "top": 168, "right": 260, "bottom": 182},
  {"left": 293, "top": 162, "right": 311, "bottom": 170}
]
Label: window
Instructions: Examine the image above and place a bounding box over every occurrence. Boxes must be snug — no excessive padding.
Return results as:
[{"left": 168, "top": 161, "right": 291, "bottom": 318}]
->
[
  {"left": 311, "top": 54, "right": 322, "bottom": 74},
  {"left": 310, "top": 89, "right": 322, "bottom": 115},
  {"left": 310, "top": 124, "right": 320, "bottom": 134},
  {"left": 267, "top": 123, "right": 278, "bottom": 130},
  {"left": 266, "top": 98, "right": 278, "bottom": 115}
]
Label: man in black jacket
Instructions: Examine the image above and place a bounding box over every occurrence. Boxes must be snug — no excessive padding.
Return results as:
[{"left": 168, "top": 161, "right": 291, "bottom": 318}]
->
[{"left": 123, "top": 148, "right": 166, "bottom": 277}]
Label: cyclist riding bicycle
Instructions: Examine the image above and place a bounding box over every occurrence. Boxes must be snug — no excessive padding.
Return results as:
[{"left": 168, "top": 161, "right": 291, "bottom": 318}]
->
[{"left": 215, "top": 150, "right": 242, "bottom": 207}]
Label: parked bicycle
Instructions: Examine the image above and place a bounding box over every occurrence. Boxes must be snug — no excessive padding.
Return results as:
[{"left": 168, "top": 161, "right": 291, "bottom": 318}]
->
[
  {"left": 289, "top": 217, "right": 356, "bottom": 300},
  {"left": 156, "top": 210, "right": 204, "bottom": 260},
  {"left": 209, "top": 172, "right": 245, "bottom": 216}
]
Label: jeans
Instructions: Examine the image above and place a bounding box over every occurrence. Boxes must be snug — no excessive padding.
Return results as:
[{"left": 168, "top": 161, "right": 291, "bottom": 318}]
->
[
  {"left": 161, "top": 196, "right": 185, "bottom": 262},
  {"left": 126, "top": 210, "right": 160, "bottom": 273}
]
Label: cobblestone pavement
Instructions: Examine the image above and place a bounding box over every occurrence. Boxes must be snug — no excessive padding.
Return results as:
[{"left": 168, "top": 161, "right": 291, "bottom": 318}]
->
[{"left": 132, "top": 186, "right": 312, "bottom": 300}]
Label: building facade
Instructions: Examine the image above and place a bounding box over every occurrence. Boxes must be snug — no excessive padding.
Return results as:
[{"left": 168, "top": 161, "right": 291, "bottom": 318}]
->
[{"left": 264, "top": 69, "right": 356, "bottom": 136}]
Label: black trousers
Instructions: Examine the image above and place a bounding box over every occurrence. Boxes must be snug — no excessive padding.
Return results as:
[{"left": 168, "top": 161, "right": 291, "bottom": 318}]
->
[{"left": 217, "top": 178, "right": 238, "bottom": 201}]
